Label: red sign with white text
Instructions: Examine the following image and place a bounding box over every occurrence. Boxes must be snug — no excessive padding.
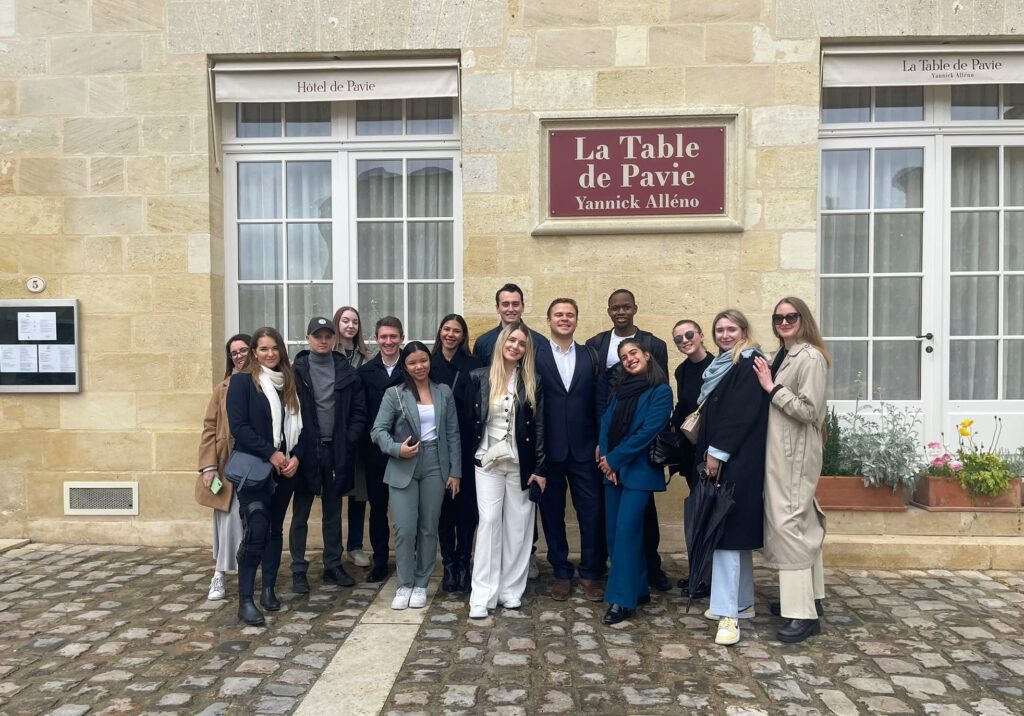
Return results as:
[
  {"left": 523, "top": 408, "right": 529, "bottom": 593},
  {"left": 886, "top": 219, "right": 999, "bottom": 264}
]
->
[{"left": 548, "top": 127, "right": 726, "bottom": 218}]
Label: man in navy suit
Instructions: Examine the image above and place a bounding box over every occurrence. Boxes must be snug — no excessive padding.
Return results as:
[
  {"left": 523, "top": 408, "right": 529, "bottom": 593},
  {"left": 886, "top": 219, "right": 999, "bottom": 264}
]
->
[
  {"left": 472, "top": 282, "right": 546, "bottom": 367},
  {"left": 536, "top": 298, "right": 606, "bottom": 602},
  {"left": 585, "top": 288, "right": 672, "bottom": 592}
]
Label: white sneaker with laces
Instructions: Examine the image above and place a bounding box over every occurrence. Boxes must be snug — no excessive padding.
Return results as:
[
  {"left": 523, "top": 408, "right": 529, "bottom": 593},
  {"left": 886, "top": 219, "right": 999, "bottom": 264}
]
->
[
  {"left": 409, "top": 587, "right": 428, "bottom": 608},
  {"left": 715, "top": 616, "right": 740, "bottom": 645},
  {"left": 704, "top": 604, "right": 755, "bottom": 621},
  {"left": 528, "top": 557, "right": 540, "bottom": 580},
  {"left": 346, "top": 549, "right": 371, "bottom": 568},
  {"left": 391, "top": 586, "right": 413, "bottom": 610},
  {"left": 207, "top": 573, "right": 225, "bottom": 601}
]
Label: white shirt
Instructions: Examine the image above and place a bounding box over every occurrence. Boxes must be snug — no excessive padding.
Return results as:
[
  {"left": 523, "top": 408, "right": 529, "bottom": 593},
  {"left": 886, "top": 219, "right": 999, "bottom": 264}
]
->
[
  {"left": 417, "top": 404, "right": 437, "bottom": 442},
  {"left": 382, "top": 356, "right": 399, "bottom": 377},
  {"left": 549, "top": 339, "right": 576, "bottom": 391},
  {"left": 606, "top": 332, "right": 636, "bottom": 368}
]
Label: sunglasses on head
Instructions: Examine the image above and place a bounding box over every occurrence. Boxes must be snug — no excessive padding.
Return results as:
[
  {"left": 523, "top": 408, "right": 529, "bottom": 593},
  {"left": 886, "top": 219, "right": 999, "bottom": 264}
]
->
[
  {"left": 672, "top": 330, "right": 696, "bottom": 344},
  {"left": 772, "top": 312, "right": 800, "bottom": 326}
]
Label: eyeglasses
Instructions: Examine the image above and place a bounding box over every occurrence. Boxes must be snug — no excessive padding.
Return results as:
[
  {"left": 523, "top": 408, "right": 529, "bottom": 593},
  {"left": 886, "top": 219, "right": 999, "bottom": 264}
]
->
[
  {"left": 672, "top": 330, "right": 696, "bottom": 345},
  {"left": 772, "top": 312, "right": 801, "bottom": 326},
  {"left": 230, "top": 348, "right": 250, "bottom": 358}
]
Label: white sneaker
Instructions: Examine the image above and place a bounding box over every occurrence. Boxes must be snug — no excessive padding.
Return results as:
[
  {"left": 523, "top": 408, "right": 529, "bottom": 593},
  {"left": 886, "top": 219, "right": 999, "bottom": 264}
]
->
[
  {"left": 528, "top": 557, "right": 540, "bottom": 580},
  {"left": 715, "top": 616, "right": 740, "bottom": 645},
  {"left": 346, "top": 549, "right": 370, "bottom": 568},
  {"left": 207, "top": 573, "right": 225, "bottom": 601},
  {"left": 704, "top": 604, "right": 755, "bottom": 621},
  {"left": 409, "top": 587, "right": 427, "bottom": 609},
  {"left": 469, "top": 604, "right": 488, "bottom": 619},
  {"left": 499, "top": 596, "right": 522, "bottom": 610},
  {"left": 391, "top": 586, "right": 412, "bottom": 610}
]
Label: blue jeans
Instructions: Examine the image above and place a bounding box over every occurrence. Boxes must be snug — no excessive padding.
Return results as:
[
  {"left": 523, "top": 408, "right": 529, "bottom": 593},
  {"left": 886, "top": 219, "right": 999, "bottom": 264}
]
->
[{"left": 709, "top": 549, "right": 754, "bottom": 618}]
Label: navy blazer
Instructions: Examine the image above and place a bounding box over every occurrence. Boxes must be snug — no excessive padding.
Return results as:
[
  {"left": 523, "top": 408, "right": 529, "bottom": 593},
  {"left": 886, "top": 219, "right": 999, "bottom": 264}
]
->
[
  {"left": 534, "top": 340, "right": 600, "bottom": 463},
  {"left": 357, "top": 353, "right": 405, "bottom": 467},
  {"left": 598, "top": 383, "right": 672, "bottom": 492},
  {"left": 226, "top": 372, "right": 308, "bottom": 464},
  {"left": 585, "top": 328, "right": 669, "bottom": 419},
  {"left": 472, "top": 324, "right": 546, "bottom": 367}
]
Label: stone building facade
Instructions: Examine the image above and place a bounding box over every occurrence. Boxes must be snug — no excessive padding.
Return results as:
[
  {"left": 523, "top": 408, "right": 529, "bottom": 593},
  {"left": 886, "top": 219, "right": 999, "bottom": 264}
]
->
[{"left": 1, "top": 0, "right": 1022, "bottom": 545}]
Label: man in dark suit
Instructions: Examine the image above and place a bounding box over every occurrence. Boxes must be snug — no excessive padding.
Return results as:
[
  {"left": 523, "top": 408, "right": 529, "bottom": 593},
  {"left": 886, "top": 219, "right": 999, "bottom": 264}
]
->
[
  {"left": 536, "top": 298, "right": 605, "bottom": 602},
  {"left": 356, "top": 315, "right": 405, "bottom": 583},
  {"left": 473, "top": 282, "right": 546, "bottom": 367},
  {"left": 585, "top": 288, "right": 672, "bottom": 592}
]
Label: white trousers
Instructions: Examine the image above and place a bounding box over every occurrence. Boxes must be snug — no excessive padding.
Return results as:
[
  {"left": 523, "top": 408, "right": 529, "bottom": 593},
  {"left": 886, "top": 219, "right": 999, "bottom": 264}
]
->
[
  {"left": 778, "top": 550, "right": 825, "bottom": 619},
  {"left": 709, "top": 549, "right": 754, "bottom": 619},
  {"left": 470, "top": 461, "right": 534, "bottom": 610}
]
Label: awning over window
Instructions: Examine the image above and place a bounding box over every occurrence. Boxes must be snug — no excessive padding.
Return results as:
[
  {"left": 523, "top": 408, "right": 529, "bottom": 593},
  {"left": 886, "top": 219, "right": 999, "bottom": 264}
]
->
[
  {"left": 823, "top": 45, "right": 1024, "bottom": 87},
  {"left": 212, "top": 58, "right": 459, "bottom": 103}
]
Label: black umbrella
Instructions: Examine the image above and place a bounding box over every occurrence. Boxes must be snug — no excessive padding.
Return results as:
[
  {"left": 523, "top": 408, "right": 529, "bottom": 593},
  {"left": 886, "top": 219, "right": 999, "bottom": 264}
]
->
[{"left": 683, "top": 462, "right": 735, "bottom": 613}]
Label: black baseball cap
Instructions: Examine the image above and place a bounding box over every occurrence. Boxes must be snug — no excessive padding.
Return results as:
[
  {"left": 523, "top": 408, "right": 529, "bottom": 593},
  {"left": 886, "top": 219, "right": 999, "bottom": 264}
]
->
[{"left": 306, "top": 317, "right": 336, "bottom": 336}]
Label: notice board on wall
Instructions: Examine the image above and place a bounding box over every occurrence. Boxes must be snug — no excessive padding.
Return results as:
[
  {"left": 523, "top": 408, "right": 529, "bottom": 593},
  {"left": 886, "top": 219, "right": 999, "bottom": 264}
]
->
[{"left": 0, "top": 299, "right": 79, "bottom": 393}]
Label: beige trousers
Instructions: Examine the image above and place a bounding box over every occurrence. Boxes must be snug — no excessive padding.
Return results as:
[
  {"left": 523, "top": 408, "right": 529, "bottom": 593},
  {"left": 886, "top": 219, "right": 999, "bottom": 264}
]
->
[{"left": 778, "top": 550, "right": 825, "bottom": 619}]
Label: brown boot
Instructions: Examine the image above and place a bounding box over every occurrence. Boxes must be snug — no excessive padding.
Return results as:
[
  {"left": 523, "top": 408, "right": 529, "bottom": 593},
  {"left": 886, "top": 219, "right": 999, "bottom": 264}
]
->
[
  {"left": 578, "top": 578, "right": 604, "bottom": 602},
  {"left": 551, "top": 578, "right": 572, "bottom": 601}
]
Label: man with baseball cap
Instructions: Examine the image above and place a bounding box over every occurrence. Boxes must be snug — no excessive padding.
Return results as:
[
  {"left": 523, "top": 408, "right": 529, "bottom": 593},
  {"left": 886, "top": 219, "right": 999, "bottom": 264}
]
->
[{"left": 289, "top": 316, "right": 367, "bottom": 592}]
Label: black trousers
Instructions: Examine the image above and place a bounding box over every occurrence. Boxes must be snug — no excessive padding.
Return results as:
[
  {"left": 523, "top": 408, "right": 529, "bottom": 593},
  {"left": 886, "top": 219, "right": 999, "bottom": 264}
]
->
[
  {"left": 644, "top": 494, "right": 664, "bottom": 578},
  {"left": 236, "top": 473, "right": 295, "bottom": 598},
  {"left": 539, "top": 460, "right": 605, "bottom": 580},
  {"left": 289, "top": 442, "right": 345, "bottom": 573},
  {"left": 364, "top": 453, "right": 391, "bottom": 568},
  {"left": 438, "top": 459, "right": 478, "bottom": 565}
]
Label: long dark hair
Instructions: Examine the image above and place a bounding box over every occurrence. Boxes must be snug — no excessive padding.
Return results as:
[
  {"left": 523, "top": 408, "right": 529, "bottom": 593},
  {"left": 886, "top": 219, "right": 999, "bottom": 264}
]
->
[
  {"left": 431, "top": 314, "right": 472, "bottom": 357},
  {"left": 615, "top": 337, "right": 668, "bottom": 390},
  {"left": 224, "top": 333, "right": 252, "bottom": 380},
  {"left": 400, "top": 341, "right": 433, "bottom": 397}
]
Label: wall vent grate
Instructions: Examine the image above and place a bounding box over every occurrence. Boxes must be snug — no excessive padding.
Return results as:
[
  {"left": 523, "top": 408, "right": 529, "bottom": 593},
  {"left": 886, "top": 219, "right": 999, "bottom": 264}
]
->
[{"left": 63, "top": 482, "right": 139, "bottom": 516}]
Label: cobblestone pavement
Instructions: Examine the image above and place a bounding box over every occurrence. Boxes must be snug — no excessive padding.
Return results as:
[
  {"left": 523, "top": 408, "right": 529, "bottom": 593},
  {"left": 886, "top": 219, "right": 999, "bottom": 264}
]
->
[
  {"left": 0, "top": 543, "right": 381, "bottom": 716},
  {"left": 385, "top": 556, "right": 1024, "bottom": 716}
]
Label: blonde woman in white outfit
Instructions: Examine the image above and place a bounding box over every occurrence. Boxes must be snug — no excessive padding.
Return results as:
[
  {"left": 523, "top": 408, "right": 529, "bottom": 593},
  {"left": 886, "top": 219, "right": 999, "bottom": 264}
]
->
[{"left": 466, "top": 321, "right": 547, "bottom": 619}]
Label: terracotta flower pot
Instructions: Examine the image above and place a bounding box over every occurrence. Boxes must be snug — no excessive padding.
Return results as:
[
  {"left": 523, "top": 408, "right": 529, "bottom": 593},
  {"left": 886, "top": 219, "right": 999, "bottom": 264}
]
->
[
  {"left": 815, "top": 476, "right": 908, "bottom": 512},
  {"left": 911, "top": 475, "right": 1023, "bottom": 512}
]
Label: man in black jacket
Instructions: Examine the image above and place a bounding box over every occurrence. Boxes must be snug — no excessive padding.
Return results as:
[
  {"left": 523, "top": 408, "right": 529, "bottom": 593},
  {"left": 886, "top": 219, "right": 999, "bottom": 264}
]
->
[
  {"left": 585, "top": 288, "right": 672, "bottom": 592},
  {"left": 472, "top": 282, "right": 546, "bottom": 367},
  {"left": 290, "top": 317, "right": 367, "bottom": 593},
  {"left": 356, "top": 316, "right": 406, "bottom": 582}
]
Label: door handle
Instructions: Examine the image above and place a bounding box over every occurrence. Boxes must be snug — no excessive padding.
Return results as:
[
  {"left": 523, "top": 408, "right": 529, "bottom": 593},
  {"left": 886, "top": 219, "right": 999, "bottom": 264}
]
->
[{"left": 916, "top": 332, "right": 934, "bottom": 340}]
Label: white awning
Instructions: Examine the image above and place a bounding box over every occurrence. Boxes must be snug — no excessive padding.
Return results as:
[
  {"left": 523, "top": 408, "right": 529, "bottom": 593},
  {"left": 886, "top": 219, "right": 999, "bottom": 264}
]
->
[
  {"left": 823, "top": 44, "right": 1024, "bottom": 87},
  {"left": 212, "top": 58, "right": 459, "bottom": 103}
]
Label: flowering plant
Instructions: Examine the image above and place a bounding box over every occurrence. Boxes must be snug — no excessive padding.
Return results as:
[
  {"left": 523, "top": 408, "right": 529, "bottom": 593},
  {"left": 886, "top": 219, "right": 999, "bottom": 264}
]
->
[{"left": 921, "top": 418, "right": 1015, "bottom": 497}]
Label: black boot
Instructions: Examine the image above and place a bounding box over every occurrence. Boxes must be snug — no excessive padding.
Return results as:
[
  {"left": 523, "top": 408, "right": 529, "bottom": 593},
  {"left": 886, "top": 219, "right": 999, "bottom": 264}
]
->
[
  {"left": 238, "top": 597, "right": 265, "bottom": 626},
  {"left": 456, "top": 557, "right": 472, "bottom": 593},
  {"left": 777, "top": 618, "right": 821, "bottom": 643},
  {"left": 260, "top": 586, "right": 281, "bottom": 612},
  {"left": 442, "top": 561, "right": 459, "bottom": 593}
]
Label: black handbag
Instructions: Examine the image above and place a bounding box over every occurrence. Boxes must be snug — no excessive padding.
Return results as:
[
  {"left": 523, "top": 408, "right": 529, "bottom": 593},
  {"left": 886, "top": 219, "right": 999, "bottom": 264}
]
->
[
  {"left": 649, "top": 425, "right": 688, "bottom": 468},
  {"left": 224, "top": 449, "right": 273, "bottom": 491}
]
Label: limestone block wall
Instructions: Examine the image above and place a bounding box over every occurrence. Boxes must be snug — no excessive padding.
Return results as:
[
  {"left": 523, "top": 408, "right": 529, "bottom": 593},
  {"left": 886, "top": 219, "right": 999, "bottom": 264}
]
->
[{"left": 0, "top": 0, "right": 1020, "bottom": 545}]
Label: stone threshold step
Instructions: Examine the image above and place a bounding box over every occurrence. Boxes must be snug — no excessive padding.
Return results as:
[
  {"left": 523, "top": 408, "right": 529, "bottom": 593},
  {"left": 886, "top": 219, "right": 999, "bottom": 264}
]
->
[{"left": 823, "top": 534, "right": 1024, "bottom": 570}]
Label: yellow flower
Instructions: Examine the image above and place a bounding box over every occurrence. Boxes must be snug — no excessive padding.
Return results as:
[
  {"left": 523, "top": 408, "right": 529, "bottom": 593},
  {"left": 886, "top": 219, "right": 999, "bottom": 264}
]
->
[
  {"left": 958, "top": 427, "right": 970, "bottom": 437},
  {"left": 959, "top": 419, "right": 974, "bottom": 428}
]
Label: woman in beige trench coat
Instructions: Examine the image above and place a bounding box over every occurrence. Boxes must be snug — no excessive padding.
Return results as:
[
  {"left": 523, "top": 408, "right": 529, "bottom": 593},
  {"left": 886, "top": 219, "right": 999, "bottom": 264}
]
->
[{"left": 752, "top": 297, "right": 829, "bottom": 644}]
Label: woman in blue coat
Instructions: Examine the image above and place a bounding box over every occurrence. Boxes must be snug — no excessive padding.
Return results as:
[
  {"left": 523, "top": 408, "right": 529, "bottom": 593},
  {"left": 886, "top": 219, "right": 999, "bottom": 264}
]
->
[{"left": 597, "top": 338, "right": 673, "bottom": 625}]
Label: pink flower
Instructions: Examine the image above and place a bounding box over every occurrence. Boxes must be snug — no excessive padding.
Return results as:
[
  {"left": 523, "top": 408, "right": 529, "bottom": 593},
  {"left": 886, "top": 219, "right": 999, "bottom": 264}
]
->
[
  {"left": 949, "top": 460, "right": 963, "bottom": 472},
  {"left": 929, "top": 456, "right": 947, "bottom": 468},
  {"left": 927, "top": 441, "right": 943, "bottom": 449}
]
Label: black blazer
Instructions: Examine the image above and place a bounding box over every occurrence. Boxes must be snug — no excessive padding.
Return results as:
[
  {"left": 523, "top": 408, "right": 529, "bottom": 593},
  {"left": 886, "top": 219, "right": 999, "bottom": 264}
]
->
[
  {"left": 585, "top": 328, "right": 669, "bottom": 418},
  {"left": 469, "top": 367, "right": 547, "bottom": 488},
  {"left": 357, "top": 353, "right": 405, "bottom": 467},
  {"left": 472, "top": 324, "right": 547, "bottom": 367},
  {"left": 226, "top": 372, "right": 309, "bottom": 464},
  {"left": 534, "top": 340, "right": 599, "bottom": 463},
  {"left": 430, "top": 350, "right": 483, "bottom": 473},
  {"left": 292, "top": 350, "right": 368, "bottom": 495}
]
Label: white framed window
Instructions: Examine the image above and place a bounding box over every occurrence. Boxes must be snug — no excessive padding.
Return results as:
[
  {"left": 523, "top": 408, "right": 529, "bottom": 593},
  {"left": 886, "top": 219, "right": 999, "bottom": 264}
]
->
[{"left": 221, "top": 95, "right": 461, "bottom": 353}]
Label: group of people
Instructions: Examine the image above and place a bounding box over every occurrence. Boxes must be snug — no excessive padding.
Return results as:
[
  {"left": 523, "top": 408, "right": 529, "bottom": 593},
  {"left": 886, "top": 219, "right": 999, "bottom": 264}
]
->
[{"left": 196, "top": 285, "right": 830, "bottom": 646}]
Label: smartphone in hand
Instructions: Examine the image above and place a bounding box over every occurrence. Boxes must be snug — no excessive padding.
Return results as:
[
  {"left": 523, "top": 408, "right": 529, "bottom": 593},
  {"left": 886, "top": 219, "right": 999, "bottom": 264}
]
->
[{"left": 210, "top": 476, "right": 223, "bottom": 495}]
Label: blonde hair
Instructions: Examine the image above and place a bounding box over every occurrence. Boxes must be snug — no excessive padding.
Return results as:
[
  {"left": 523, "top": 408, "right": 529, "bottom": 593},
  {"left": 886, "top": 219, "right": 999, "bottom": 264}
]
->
[
  {"left": 772, "top": 296, "right": 832, "bottom": 368},
  {"left": 487, "top": 321, "right": 538, "bottom": 409},
  {"left": 712, "top": 309, "right": 759, "bottom": 364}
]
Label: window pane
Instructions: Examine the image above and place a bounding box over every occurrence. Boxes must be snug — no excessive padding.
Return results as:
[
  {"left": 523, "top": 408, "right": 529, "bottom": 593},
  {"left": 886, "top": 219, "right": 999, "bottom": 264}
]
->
[
  {"left": 239, "top": 285, "right": 283, "bottom": 334},
  {"left": 408, "top": 97, "right": 455, "bottom": 135},
  {"left": 875, "top": 148, "right": 923, "bottom": 209},
  {"left": 949, "top": 340, "right": 997, "bottom": 399},
  {"left": 1005, "top": 340, "right": 1024, "bottom": 398},
  {"left": 821, "top": 214, "right": 869, "bottom": 274},
  {"left": 1006, "top": 211, "right": 1024, "bottom": 270},
  {"left": 287, "top": 161, "right": 332, "bottom": 219},
  {"left": 951, "top": 85, "right": 999, "bottom": 120},
  {"left": 285, "top": 102, "right": 331, "bottom": 137},
  {"left": 287, "top": 285, "right": 333, "bottom": 341},
  {"left": 950, "top": 211, "right": 998, "bottom": 271},
  {"left": 821, "top": 88, "right": 869, "bottom": 124},
  {"left": 1004, "top": 146, "right": 1024, "bottom": 205},
  {"left": 359, "top": 284, "right": 404, "bottom": 337},
  {"left": 357, "top": 222, "right": 402, "bottom": 279},
  {"left": 1006, "top": 276, "right": 1024, "bottom": 334},
  {"left": 239, "top": 224, "right": 282, "bottom": 280},
  {"left": 408, "top": 284, "right": 454, "bottom": 342},
  {"left": 238, "top": 162, "right": 281, "bottom": 219},
  {"left": 237, "top": 103, "right": 281, "bottom": 138},
  {"left": 408, "top": 159, "right": 453, "bottom": 217},
  {"left": 875, "top": 86, "right": 924, "bottom": 122},
  {"left": 950, "top": 276, "right": 998, "bottom": 336},
  {"left": 357, "top": 160, "right": 403, "bottom": 218},
  {"left": 1003, "top": 84, "right": 1024, "bottom": 120},
  {"left": 873, "top": 277, "right": 920, "bottom": 336},
  {"left": 356, "top": 100, "right": 402, "bottom": 135},
  {"left": 951, "top": 147, "right": 998, "bottom": 207},
  {"left": 821, "top": 278, "right": 867, "bottom": 337},
  {"left": 872, "top": 341, "right": 920, "bottom": 400},
  {"left": 287, "top": 224, "right": 332, "bottom": 280},
  {"left": 826, "top": 341, "right": 867, "bottom": 400},
  {"left": 408, "top": 222, "right": 454, "bottom": 279},
  {"left": 874, "top": 213, "right": 922, "bottom": 272},
  {"left": 821, "top": 150, "right": 868, "bottom": 210}
]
